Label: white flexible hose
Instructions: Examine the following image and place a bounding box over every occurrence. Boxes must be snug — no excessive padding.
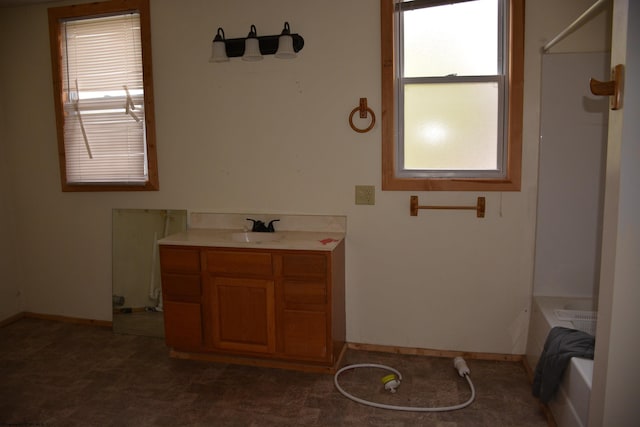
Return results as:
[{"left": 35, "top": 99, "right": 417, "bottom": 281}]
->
[{"left": 333, "top": 362, "right": 475, "bottom": 412}]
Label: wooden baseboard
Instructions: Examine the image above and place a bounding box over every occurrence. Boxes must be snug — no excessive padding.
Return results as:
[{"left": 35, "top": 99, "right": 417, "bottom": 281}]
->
[
  {"left": 0, "top": 312, "right": 26, "bottom": 328},
  {"left": 347, "top": 342, "right": 524, "bottom": 362},
  {"left": 523, "top": 356, "right": 535, "bottom": 382},
  {"left": 1, "top": 311, "right": 112, "bottom": 329}
]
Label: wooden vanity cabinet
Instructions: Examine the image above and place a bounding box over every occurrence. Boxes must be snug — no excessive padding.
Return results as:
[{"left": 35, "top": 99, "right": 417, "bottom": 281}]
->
[{"left": 159, "top": 241, "right": 346, "bottom": 372}]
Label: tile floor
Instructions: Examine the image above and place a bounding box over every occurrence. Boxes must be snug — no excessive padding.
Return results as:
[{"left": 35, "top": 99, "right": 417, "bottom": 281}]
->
[{"left": 0, "top": 318, "right": 549, "bottom": 426}]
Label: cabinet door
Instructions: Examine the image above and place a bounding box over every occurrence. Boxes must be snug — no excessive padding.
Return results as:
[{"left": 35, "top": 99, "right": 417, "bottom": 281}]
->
[
  {"left": 207, "top": 276, "right": 275, "bottom": 354},
  {"left": 278, "top": 279, "right": 329, "bottom": 361},
  {"left": 163, "top": 300, "right": 203, "bottom": 349},
  {"left": 282, "top": 309, "right": 328, "bottom": 359}
]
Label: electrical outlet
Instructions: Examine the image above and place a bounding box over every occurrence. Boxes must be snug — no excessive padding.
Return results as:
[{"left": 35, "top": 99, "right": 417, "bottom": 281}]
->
[{"left": 355, "top": 185, "right": 375, "bottom": 205}]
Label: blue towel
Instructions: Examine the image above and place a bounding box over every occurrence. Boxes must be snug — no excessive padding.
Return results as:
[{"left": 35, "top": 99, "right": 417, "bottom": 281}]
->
[{"left": 532, "top": 326, "right": 595, "bottom": 403}]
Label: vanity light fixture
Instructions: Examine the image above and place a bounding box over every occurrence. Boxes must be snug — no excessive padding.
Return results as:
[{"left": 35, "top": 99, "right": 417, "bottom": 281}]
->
[
  {"left": 209, "top": 22, "right": 304, "bottom": 63},
  {"left": 242, "top": 25, "right": 263, "bottom": 61},
  {"left": 210, "top": 28, "right": 229, "bottom": 62},
  {"left": 275, "top": 22, "right": 296, "bottom": 59}
]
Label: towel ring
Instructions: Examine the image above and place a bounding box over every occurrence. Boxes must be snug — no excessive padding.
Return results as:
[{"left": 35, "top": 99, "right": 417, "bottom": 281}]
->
[{"left": 349, "top": 98, "right": 376, "bottom": 133}]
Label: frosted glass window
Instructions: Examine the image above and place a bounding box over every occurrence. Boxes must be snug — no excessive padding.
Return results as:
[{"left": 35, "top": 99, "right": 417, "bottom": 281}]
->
[
  {"left": 398, "top": 0, "right": 504, "bottom": 178},
  {"left": 379, "top": 0, "right": 525, "bottom": 190},
  {"left": 403, "top": 83, "right": 498, "bottom": 171},
  {"left": 403, "top": 0, "right": 498, "bottom": 77}
]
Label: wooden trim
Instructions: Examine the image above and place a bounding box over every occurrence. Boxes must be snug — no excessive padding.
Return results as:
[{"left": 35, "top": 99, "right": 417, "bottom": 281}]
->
[
  {"left": 2, "top": 311, "right": 112, "bottom": 328},
  {"left": 0, "top": 312, "right": 26, "bottom": 328},
  {"left": 380, "top": 0, "right": 524, "bottom": 192},
  {"left": 506, "top": 0, "right": 525, "bottom": 191},
  {"left": 347, "top": 341, "right": 524, "bottom": 362},
  {"left": 22, "top": 312, "right": 112, "bottom": 328},
  {"left": 380, "top": 0, "right": 397, "bottom": 191},
  {"left": 522, "top": 353, "right": 535, "bottom": 382},
  {"left": 47, "top": 0, "right": 159, "bottom": 192}
]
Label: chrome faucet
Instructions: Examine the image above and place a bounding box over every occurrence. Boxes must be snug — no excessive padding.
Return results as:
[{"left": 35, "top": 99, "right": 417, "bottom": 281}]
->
[{"left": 246, "top": 218, "right": 280, "bottom": 232}]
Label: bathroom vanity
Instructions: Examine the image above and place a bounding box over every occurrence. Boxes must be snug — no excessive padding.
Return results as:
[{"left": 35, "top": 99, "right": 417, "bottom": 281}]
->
[{"left": 158, "top": 213, "right": 346, "bottom": 373}]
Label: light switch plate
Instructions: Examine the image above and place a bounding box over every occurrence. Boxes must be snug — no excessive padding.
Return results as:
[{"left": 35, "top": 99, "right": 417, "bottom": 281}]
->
[{"left": 355, "top": 185, "right": 375, "bottom": 205}]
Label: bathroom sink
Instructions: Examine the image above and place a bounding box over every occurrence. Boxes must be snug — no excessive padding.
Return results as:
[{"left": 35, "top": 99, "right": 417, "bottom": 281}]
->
[{"left": 230, "top": 232, "right": 284, "bottom": 243}]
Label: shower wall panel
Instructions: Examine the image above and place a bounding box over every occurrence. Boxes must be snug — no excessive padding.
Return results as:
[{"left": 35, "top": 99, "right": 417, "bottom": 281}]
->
[{"left": 534, "top": 52, "right": 609, "bottom": 298}]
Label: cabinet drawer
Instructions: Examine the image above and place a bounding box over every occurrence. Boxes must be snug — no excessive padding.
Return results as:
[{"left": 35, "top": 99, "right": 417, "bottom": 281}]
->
[
  {"left": 206, "top": 251, "right": 273, "bottom": 276},
  {"left": 160, "top": 247, "right": 200, "bottom": 272},
  {"left": 162, "top": 273, "right": 201, "bottom": 299},
  {"left": 283, "top": 281, "right": 327, "bottom": 305},
  {"left": 282, "top": 254, "right": 326, "bottom": 278}
]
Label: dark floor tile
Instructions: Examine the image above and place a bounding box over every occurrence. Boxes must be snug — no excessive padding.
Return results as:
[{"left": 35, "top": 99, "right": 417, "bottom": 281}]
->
[{"left": 0, "top": 318, "right": 548, "bottom": 427}]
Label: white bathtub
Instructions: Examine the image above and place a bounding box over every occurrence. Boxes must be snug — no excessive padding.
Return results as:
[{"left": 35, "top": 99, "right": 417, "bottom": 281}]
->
[{"left": 526, "top": 296, "right": 596, "bottom": 427}]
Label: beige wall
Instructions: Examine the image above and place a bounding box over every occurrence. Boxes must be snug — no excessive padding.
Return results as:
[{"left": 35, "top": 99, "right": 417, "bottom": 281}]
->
[
  {"left": 590, "top": 0, "right": 640, "bottom": 424},
  {"left": 0, "top": 64, "right": 21, "bottom": 320},
  {"left": 0, "top": 0, "right": 609, "bottom": 354}
]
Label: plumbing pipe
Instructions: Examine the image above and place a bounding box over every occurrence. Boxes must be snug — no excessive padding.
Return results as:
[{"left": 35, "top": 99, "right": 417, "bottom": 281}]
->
[
  {"left": 333, "top": 358, "right": 475, "bottom": 412},
  {"left": 149, "top": 210, "right": 172, "bottom": 304},
  {"left": 148, "top": 230, "right": 160, "bottom": 301}
]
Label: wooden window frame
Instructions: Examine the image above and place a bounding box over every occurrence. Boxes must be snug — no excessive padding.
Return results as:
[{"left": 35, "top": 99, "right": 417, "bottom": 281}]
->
[
  {"left": 48, "top": 0, "right": 159, "bottom": 192},
  {"left": 381, "top": 0, "right": 524, "bottom": 191}
]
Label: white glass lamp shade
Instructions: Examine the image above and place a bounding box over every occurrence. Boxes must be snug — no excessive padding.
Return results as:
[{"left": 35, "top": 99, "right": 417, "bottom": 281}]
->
[
  {"left": 210, "top": 28, "right": 229, "bottom": 63},
  {"left": 242, "top": 37, "right": 263, "bottom": 61},
  {"left": 210, "top": 40, "right": 229, "bottom": 62},
  {"left": 275, "top": 34, "right": 296, "bottom": 59}
]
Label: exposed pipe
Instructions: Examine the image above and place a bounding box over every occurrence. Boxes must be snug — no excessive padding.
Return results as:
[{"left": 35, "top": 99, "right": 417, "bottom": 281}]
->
[
  {"left": 148, "top": 210, "right": 171, "bottom": 310},
  {"left": 542, "top": 0, "right": 609, "bottom": 53},
  {"left": 148, "top": 230, "right": 160, "bottom": 301}
]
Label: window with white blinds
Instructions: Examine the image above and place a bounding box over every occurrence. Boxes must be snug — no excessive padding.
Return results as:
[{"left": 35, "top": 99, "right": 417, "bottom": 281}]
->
[{"left": 49, "top": 0, "right": 158, "bottom": 191}]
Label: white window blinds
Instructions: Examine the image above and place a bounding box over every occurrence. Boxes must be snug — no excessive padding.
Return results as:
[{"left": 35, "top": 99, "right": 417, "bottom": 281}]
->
[{"left": 61, "top": 12, "right": 147, "bottom": 184}]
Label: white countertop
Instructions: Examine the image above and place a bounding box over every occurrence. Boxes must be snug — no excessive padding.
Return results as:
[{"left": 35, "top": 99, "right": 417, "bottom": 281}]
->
[{"left": 159, "top": 228, "right": 345, "bottom": 251}]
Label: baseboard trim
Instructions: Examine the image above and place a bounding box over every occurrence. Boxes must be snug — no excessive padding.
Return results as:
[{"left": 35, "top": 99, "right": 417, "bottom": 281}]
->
[
  {"left": 0, "top": 312, "right": 26, "bottom": 328},
  {"left": 523, "top": 356, "right": 535, "bottom": 381},
  {"left": 1, "top": 311, "right": 111, "bottom": 329},
  {"left": 3, "top": 314, "right": 522, "bottom": 363},
  {"left": 346, "top": 342, "right": 524, "bottom": 362}
]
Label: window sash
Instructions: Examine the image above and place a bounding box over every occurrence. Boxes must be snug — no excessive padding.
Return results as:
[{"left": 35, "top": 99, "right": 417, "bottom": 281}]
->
[
  {"left": 398, "top": 79, "right": 505, "bottom": 178},
  {"left": 62, "top": 14, "right": 144, "bottom": 94},
  {"left": 395, "top": 0, "right": 508, "bottom": 179},
  {"left": 60, "top": 12, "right": 147, "bottom": 185},
  {"left": 399, "top": 0, "right": 503, "bottom": 78},
  {"left": 380, "top": 0, "right": 523, "bottom": 191},
  {"left": 63, "top": 96, "right": 147, "bottom": 184}
]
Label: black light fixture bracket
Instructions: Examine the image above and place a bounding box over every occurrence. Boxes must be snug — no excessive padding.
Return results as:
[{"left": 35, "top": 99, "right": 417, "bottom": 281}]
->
[{"left": 222, "top": 33, "right": 304, "bottom": 58}]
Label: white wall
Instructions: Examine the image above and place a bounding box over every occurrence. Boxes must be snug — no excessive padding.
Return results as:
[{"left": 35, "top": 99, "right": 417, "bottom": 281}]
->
[
  {"left": 0, "top": 0, "right": 609, "bottom": 355},
  {"left": 589, "top": 0, "right": 640, "bottom": 424},
  {"left": 533, "top": 52, "right": 609, "bottom": 298},
  {"left": 0, "top": 59, "right": 22, "bottom": 320}
]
